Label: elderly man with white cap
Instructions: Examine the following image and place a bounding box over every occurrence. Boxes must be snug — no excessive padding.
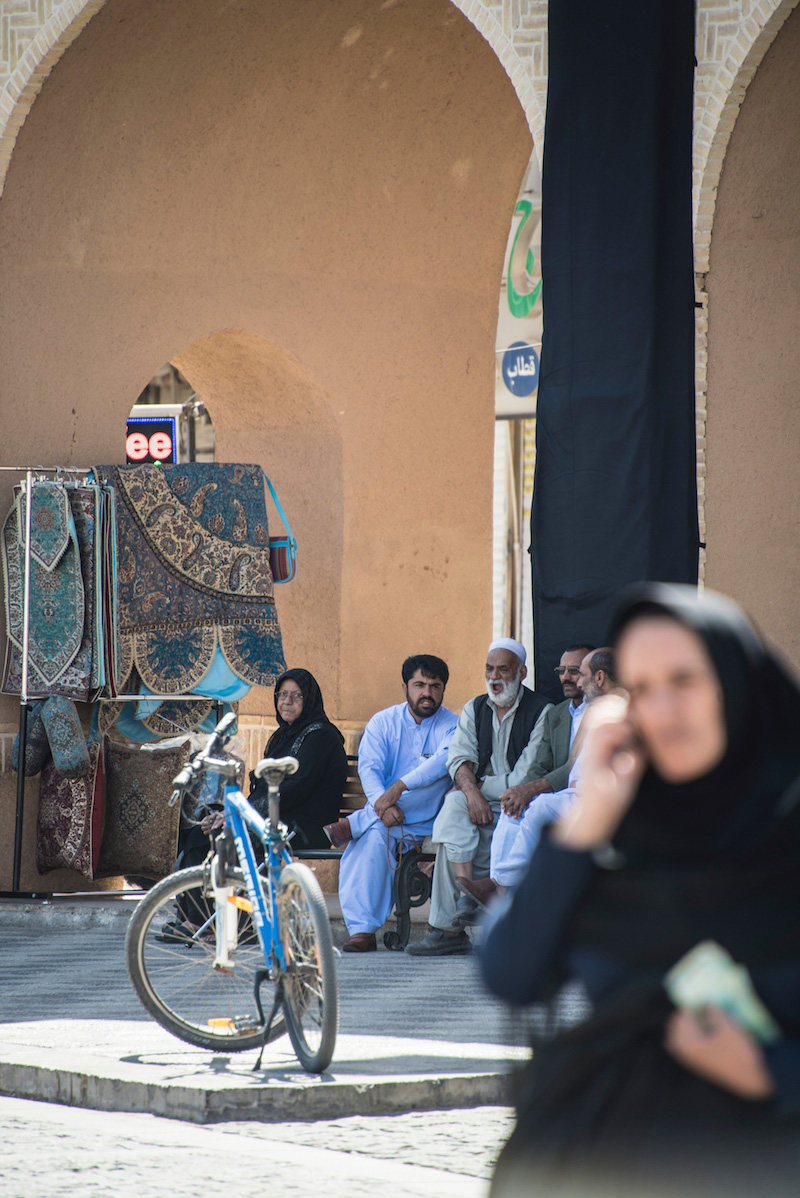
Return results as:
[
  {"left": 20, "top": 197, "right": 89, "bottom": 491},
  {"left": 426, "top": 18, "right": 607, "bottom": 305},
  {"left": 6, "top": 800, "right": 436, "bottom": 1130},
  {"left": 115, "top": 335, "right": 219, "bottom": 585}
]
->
[{"left": 407, "top": 638, "right": 551, "bottom": 955}]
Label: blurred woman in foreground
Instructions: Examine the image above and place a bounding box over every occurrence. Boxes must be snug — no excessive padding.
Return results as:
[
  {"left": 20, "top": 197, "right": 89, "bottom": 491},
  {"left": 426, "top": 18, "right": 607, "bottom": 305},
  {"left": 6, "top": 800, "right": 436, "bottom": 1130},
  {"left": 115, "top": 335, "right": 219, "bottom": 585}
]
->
[{"left": 481, "top": 585, "right": 800, "bottom": 1197}]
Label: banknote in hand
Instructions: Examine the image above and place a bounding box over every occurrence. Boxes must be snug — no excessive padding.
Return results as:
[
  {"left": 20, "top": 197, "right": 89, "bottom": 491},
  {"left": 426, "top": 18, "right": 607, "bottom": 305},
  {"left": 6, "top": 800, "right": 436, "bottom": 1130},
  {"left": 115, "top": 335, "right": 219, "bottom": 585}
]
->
[{"left": 664, "top": 939, "right": 781, "bottom": 1044}]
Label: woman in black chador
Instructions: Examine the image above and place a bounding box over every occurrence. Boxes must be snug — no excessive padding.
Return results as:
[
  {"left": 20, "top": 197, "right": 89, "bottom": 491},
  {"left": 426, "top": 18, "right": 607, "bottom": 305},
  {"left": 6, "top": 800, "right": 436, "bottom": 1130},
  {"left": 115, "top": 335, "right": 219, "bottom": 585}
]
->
[
  {"left": 481, "top": 584, "right": 800, "bottom": 1197},
  {"left": 165, "top": 668, "right": 345, "bottom": 939},
  {"left": 249, "top": 667, "right": 347, "bottom": 850}
]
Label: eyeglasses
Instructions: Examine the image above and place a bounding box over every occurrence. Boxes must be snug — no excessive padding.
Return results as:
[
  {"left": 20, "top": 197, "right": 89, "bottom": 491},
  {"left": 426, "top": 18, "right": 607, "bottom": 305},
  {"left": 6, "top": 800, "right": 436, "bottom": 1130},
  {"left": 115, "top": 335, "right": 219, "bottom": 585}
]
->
[
  {"left": 554, "top": 666, "right": 581, "bottom": 677},
  {"left": 277, "top": 690, "right": 303, "bottom": 703}
]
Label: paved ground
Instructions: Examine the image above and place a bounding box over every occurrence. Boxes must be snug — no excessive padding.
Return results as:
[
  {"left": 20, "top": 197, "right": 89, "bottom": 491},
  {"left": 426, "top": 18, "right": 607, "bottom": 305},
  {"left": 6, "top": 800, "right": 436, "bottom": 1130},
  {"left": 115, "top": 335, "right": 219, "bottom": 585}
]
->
[
  {"left": 0, "top": 894, "right": 587, "bottom": 1194},
  {"left": 0, "top": 1096, "right": 514, "bottom": 1197},
  {"left": 0, "top": 895, "right": 565, "bottom": 1119}
]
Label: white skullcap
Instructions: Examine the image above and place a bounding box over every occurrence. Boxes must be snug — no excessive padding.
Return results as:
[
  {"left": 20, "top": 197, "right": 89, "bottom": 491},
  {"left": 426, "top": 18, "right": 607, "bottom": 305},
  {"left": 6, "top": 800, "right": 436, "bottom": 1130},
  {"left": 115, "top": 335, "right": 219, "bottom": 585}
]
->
[{"left": 488, "top": 638, "right": 527, "bottom": 664}]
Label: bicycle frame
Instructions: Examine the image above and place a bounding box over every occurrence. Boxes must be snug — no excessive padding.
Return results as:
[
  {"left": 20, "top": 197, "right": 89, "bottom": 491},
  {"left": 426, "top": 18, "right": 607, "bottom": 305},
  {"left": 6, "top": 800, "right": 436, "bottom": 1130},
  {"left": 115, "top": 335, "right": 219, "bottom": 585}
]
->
[
  {"left": 127, "top": 720, "right": 337, "bottom": 1071},
  {"left": 213, "top": 782, "right": 293, "bottom": 974}
]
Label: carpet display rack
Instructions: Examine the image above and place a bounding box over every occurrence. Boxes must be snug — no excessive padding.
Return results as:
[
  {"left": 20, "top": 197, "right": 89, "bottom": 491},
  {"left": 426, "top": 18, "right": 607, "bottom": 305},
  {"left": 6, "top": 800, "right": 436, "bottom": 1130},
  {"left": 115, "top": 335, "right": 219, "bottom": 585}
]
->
[{"left": 0, "top": 465, "right": 221, "bottom": 899}]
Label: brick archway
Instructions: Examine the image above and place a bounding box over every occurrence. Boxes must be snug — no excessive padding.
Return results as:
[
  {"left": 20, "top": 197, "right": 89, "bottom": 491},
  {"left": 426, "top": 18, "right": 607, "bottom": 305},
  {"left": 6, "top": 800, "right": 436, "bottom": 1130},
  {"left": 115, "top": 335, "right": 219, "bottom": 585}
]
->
[
  {"left": 0, "top": 0, "right": 547, "bottom": 197},
  {"left": 691, "top": 0, "right": 800, "bottom": 572}
]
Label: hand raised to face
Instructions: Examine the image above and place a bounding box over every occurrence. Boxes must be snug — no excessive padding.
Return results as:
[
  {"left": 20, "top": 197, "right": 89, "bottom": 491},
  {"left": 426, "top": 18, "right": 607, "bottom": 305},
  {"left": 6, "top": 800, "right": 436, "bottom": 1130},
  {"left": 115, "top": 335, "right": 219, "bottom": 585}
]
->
[{"left": 553, "top": 694, "right": 646, "bottom": 850}]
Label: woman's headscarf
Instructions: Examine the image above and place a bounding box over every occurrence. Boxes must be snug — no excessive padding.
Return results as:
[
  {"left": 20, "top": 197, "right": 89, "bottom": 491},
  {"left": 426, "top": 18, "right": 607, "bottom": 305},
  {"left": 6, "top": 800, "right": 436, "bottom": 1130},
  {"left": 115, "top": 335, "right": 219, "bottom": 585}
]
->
[
  {"left": 608, "top": 583, "right": 800, "bottom": 863},
  {"left": 571, "top": 584, "right": 800, "bottom": 966},
  {"left": 265, "top": 668, "right": 342, "bottom": 755}
]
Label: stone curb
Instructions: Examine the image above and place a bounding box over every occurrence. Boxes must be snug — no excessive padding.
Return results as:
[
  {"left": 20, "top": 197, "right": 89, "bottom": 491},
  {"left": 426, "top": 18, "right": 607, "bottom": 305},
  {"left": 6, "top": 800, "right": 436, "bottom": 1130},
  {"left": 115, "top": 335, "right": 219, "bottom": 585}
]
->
[
  {"left": 0, "top": 898, "right": 139, "bottom": 927},
  {"left": 0, "top": 1059, "right": 512, "bottom": 1124}
]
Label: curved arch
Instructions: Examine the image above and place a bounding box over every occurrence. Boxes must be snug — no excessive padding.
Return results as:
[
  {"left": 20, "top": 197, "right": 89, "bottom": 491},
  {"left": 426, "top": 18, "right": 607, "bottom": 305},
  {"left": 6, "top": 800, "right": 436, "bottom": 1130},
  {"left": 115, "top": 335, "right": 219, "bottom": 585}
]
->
[
  {"left": 3, "top": 0, "right": 798, "bottom": 228},
  {"left": 1, "top": 0, "right": 548, "bottom": 197},
  {"left": 694, "top": 0, "right": 800, "bottom": 273},
  {"left": 0, "top": 0, "right": 108, "bottom": 198},
  {"left": 703, "top": 2, "right": 800, "bottom": 661},
  {"left": 449, "top": 0, "right": 547, "bottom": 163},
  {"left": 691, "top": 0, "right": 799, "bottom": 579}
]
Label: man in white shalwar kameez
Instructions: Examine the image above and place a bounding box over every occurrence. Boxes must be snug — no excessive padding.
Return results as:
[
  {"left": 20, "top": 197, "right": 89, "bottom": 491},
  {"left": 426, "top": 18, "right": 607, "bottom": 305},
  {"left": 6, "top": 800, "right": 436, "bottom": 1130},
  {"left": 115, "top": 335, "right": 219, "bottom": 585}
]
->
[{"left": 334, "top": 654, "right": 458, "bottom": 953}]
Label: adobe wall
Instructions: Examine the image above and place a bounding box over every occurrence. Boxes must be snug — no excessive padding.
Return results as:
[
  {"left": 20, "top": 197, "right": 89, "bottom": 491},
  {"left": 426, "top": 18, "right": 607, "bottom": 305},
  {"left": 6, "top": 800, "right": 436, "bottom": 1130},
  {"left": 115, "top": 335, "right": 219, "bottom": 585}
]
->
[
  {"left": 0, "top": 0, "right": 532, "bottom": 735},
  {"left": 704, "top": 3, "right": 800, "bottom": 660},
  {"left": 2, "top": 0, "right": 800, "bottom": 889}
]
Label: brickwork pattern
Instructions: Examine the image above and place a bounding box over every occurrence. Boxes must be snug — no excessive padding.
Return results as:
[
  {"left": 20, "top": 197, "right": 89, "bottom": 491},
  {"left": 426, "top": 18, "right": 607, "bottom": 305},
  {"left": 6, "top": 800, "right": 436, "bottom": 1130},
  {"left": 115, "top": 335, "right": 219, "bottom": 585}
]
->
[
  {"left": 1, "top": 1, "right": 796, "bottom": 223},
  {"left": 0, "top": 0, "right": 106, "bottom": 196},
  {"left": 455, "top": 0, "right": 549, "bottom": 164},
  {"left": 694, "top": 0, "right": 799, "bottom": 272}
]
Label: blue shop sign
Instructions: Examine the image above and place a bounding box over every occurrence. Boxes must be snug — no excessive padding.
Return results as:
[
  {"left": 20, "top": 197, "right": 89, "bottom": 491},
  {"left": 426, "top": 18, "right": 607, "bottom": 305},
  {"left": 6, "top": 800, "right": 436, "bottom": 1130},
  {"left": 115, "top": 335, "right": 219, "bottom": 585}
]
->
[{"left": 502, "top": 341, "right": 539, "bottom": 397}]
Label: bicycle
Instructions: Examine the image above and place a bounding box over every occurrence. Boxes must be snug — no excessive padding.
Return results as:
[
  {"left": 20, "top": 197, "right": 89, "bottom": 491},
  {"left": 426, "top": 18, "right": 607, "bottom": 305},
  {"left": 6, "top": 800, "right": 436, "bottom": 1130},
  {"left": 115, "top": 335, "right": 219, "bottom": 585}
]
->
[{"left": 125, "top": 712, "right": 338, "bottom": 1074}]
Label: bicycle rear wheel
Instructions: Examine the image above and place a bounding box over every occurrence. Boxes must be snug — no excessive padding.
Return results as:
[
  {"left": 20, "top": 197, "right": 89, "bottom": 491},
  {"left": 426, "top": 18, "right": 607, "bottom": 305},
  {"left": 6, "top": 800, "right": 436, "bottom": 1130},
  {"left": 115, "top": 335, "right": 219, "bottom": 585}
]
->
[
  {"left": 126, "top": 865, "right": 286, "bottom": 1052},
  {"left": 278, "top": 862, "right": 338, "bottom": 1073}
]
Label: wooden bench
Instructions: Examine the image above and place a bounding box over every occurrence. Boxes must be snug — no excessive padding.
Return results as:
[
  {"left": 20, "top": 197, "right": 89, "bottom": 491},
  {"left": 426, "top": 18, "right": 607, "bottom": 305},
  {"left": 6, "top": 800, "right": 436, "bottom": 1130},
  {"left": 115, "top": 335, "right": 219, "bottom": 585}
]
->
[{"left": 292, "top": 756, "right": 435, "bottom": 950}]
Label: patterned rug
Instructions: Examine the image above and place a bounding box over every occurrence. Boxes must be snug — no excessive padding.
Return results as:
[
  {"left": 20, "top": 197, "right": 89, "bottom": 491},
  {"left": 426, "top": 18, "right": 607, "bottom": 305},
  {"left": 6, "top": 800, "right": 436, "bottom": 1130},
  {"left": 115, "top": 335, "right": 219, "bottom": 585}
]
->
[
  {"left": 95, "top": 464, "right": 285, "bottom": 695},
  {"left": 3, "top": 485, "right": 101, "bottom": 700},
  {"left": 97, "top": 737, "right": 190, "bottom": 881},
  {"left": 36, "top": 740, "right": 104, "bottom": 880},
  {"left": 24, "top": 482, "right": 71, "bottom": 571},
  {"left": 2, "top": 485, "right": 84, "bottom": 690},
  {"left": 11, "top": 699, "right": 50, "bottom": 775}
]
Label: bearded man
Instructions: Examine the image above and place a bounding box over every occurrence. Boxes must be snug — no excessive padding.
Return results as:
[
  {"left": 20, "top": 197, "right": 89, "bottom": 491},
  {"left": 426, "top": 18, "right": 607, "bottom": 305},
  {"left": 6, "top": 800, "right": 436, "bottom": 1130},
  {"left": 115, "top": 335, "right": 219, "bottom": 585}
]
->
[
  {"left": 332, "top": 654, "right": 458, "bottom": 953},
  {"left": 407, "top": 639, "right": 551, "bottom": 956}
]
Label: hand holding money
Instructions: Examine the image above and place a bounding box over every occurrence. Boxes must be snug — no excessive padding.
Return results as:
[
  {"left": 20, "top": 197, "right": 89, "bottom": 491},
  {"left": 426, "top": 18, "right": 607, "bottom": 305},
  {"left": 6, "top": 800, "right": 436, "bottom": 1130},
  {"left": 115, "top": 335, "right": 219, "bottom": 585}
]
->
[{"left": 664, "top": 940, "right": 778, "bottom": 1100}]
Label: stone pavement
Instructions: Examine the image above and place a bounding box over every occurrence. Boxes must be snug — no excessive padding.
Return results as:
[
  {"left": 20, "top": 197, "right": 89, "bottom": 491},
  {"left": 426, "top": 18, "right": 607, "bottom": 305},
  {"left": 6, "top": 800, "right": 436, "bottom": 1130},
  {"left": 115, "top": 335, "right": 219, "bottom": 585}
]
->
[
  {"left": 0, "top": 1095, "right": 515, "bottom": 1197},
  {"left": 0, "top": 894, "right": 588, "bottom": 1125}
]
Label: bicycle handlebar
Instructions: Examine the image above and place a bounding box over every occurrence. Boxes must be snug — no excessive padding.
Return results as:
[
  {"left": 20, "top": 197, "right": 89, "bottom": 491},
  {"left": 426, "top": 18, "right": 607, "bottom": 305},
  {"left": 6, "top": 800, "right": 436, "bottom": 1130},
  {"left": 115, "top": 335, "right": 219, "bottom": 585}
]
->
[{"left": 168, "top": 711, "right": 239, "bottom": 805}]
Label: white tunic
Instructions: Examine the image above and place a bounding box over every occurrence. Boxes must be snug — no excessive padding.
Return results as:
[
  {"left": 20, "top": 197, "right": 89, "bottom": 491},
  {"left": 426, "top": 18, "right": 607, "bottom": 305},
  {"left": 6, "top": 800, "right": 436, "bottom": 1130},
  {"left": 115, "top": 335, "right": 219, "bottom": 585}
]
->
[{"left": 339, "top": 701, "right": 458, "bottom": 935}]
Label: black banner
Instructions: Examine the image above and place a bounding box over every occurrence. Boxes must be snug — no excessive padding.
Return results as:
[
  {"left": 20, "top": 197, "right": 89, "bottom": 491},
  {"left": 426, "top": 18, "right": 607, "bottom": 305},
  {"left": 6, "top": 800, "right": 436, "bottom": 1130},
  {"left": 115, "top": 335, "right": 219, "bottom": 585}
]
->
[{"left": 531, "top": 0, "right": 699, "bottom": 700}]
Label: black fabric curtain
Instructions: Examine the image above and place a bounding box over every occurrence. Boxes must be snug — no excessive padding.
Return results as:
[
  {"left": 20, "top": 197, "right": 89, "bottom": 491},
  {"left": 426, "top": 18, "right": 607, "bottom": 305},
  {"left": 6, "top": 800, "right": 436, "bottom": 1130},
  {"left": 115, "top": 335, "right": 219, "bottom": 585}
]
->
[{"left": 531, "top": 0, "right": 699, "bottom": 701}]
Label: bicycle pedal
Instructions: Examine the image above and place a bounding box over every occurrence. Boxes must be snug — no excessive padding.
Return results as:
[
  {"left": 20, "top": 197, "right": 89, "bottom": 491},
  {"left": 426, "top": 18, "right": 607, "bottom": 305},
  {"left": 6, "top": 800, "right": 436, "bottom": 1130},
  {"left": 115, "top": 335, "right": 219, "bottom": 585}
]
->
[{"left": 207, "top": 1016, "right": 261, "bottom": 1034}]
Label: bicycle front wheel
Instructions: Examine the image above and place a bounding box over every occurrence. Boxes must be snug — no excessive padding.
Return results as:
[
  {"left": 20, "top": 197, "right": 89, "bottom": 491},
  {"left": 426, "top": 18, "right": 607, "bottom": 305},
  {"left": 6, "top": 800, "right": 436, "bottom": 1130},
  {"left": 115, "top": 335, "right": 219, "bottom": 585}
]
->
[
  {"left": 278, "top": 862, "right": 338, "bottom": 1073},
  {"left": 126, "top": 865, "right": 286, "bottom": 1052}
]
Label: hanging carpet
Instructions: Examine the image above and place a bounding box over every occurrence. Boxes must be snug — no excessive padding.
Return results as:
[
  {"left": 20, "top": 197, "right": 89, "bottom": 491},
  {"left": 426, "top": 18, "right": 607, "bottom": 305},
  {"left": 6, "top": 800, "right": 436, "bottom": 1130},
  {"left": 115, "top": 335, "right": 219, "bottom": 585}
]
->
[
  {"left": 37, "top": 739, "right": 104, "bottom": 881},
  {"left": 95, "top": 463, "right": 285, "bottom": 697},
  {"left": 1, "top": 482, "right": 109, "bottom": 700},
  {"left": 24, "top": 482, "right": 71, "bottom": 570},
  {"left": 2, "top": 483, "right": 85, "bottom": 690},
  {"left": 97, "top": 737, "right": 190, "bottom": 881}
]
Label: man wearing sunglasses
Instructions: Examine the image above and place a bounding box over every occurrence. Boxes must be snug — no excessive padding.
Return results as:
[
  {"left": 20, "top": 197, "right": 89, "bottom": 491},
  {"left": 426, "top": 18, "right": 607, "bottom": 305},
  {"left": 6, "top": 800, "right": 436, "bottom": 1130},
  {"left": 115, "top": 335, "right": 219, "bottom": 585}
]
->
[{"left": 497, "top": 644, "right": 596, "bottom": 819}]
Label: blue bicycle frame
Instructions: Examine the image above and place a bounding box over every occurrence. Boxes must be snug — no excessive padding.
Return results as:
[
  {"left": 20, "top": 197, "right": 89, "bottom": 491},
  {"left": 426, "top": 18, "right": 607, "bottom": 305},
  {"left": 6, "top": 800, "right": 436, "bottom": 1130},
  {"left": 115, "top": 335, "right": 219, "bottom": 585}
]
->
[{"left": 209, "top": 783, "right": 293, "bottom": 976}]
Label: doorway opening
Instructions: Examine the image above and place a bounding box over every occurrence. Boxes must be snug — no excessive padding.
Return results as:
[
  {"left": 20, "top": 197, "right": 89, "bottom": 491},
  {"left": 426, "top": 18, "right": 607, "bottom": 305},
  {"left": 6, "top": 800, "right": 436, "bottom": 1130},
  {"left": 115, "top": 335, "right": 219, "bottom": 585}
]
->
[{"left": 127, "top": 364, "right": 214, "bottom": 464}]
